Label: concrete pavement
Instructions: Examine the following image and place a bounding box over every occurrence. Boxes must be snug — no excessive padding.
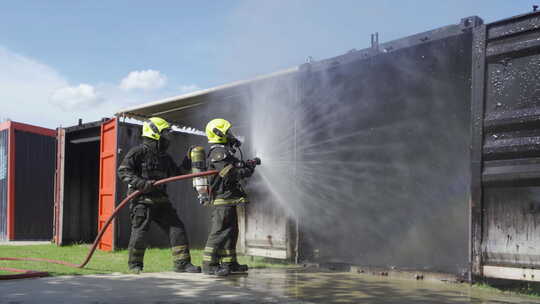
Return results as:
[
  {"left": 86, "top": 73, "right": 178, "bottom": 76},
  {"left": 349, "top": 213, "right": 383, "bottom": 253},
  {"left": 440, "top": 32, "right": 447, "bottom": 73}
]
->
[{"left": 1, "top": 269, "right": 538, "bottom": 304}]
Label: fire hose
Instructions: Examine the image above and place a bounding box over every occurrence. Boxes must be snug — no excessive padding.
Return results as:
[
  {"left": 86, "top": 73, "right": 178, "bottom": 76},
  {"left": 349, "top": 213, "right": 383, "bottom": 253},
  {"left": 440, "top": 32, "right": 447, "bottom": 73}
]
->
[{"left": 0, "top": 170, "right": 218, "bottom": 280}]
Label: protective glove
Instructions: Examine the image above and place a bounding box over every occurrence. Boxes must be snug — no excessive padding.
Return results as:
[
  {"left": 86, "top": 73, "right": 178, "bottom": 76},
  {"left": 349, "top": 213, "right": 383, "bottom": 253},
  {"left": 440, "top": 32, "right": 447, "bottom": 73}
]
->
[
  {"left": 139, "top": 179, "right": 156, "bottom": 194},
  {"left": 234, "top": 161, "right": 254, "bottom": 178},
  {"left": 245, "top": 161, "right": 256, "bottom": 171}
]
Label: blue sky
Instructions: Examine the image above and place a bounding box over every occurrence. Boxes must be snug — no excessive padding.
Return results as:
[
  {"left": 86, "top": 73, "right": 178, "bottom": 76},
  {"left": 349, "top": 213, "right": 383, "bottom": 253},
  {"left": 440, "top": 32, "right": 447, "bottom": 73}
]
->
[{"left": 0, "top": 1, "right": 535, "bottom": 127}]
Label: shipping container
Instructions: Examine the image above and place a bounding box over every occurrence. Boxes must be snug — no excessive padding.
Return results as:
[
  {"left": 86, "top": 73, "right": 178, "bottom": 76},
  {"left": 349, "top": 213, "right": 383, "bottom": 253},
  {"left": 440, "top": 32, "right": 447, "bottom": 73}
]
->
[
  {"left": 54, "top": 119, "right": 210, "bottom": 250},
  {"left": 0, "top": 121, "right": 56, "bottom": 241},
  {"left": 470, "top": 10, "right": 540, "bottom": 282},
  {"left": 296, "top": 18, "right": 480, "bottom": 274}
]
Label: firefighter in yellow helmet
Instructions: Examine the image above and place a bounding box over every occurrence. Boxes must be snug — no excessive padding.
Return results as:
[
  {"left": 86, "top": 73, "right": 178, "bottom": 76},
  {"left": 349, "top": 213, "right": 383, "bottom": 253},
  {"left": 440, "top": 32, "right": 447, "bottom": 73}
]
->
[
  {"left": 118, "top": 117, "right": 201, "bottom": 274},
  {"left": 202, "top": 118, "right": 259, "bottom": 276}
]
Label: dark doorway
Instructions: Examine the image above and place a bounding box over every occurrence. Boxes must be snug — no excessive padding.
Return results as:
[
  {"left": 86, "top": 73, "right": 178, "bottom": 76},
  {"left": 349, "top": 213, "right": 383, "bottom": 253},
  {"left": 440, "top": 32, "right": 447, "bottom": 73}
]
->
[{"left": 61, "top": 125, "right": 101, "bottom": 244}]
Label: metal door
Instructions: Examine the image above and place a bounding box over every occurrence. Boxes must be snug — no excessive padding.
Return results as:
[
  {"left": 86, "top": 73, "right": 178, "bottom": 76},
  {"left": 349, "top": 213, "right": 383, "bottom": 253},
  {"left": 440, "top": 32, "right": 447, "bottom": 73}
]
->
[
  {"left": 471, "top": 11, "right": 540, "bottom": 281},
  {"left": 240, "top": 203, "right": 293, "bottom": 259},
  {"left": 98, "top": 118, "right": 117, "bottom": 251}
]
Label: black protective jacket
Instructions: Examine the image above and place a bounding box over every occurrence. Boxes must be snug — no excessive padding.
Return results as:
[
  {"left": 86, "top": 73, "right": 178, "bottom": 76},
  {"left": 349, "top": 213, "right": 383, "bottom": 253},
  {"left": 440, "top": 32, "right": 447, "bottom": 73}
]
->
[
  {"left": 208, "top": 144, "right": 254, "bottom": 205},
  {"left": 118, "top": 138, "right": 190, "bottom": 201}
]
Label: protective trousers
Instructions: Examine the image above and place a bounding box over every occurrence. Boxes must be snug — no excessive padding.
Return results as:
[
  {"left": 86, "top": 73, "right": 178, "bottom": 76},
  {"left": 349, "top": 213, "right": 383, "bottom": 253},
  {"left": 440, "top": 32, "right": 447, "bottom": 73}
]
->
[
  {"left": 203, "top": 206, "right": 239, "bottom": 265},
  {"left": 128, "top": 201, "right": 190, "bottom": 269}
]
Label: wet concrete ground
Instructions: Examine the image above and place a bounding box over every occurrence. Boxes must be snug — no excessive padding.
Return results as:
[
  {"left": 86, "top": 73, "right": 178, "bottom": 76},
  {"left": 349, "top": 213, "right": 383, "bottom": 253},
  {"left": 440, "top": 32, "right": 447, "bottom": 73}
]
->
[{"left": 0, "top": 268, "right": 538, "bottom": 304}]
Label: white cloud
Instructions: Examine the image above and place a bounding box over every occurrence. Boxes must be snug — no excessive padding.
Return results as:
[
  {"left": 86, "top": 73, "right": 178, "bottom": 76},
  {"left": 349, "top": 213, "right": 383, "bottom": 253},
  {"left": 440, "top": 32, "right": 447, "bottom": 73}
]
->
[
  {"left": 120, "top": 69, "right": 167, "bottom": 90},
  {"left": 50, "top": 84, "right": 102, "bottom": 110},
  {"left": 0, "top": 47, "right": 127, "bottom": 128},
  {"left": 0, "top": 47, "right": 201, "bottom": 129},
  {"left": 0, "top": 47, "right": 68, "bottom": 127}
]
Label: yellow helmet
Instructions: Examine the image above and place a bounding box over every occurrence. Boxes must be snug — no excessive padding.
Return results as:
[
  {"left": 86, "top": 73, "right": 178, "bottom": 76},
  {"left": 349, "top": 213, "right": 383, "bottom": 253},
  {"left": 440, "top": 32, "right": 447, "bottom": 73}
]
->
[
  {"left": 142, "top": 117, "right": 171, "bottom": 140},
  {"left": 206, "top": 118, "right": 232, "bottom": 143}
]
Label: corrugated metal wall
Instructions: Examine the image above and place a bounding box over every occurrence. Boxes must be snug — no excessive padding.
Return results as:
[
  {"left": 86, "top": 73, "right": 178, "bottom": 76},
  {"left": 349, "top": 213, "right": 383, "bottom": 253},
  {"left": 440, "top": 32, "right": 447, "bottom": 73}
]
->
[
  {"left": 0, "top": 129, "right": 8, "bottom": 241},
  {"left": 296, "top": 30, "right": 473, "bottom": 273},
  {"left": 470, "top": 11, "right": 540, "bottom": 280},
  {"left": 14, "top": 130, "right": 56, "bottom": 240}
]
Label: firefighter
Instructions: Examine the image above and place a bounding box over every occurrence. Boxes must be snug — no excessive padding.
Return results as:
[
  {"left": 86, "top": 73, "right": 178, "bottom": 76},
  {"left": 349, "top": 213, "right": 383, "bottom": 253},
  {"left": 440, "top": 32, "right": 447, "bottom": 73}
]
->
[
  {"left": 118, "top": 117, "right": 201, "bottom": 274},
  {"left": 202, "top": 118, "right": 256, "bottom": 276}
]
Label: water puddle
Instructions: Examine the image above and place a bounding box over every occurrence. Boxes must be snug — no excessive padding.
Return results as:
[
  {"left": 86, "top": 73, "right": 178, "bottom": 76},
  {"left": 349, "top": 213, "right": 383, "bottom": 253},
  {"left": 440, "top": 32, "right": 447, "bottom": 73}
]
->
[{"left": 225, "top": 269, "right": 540, "bottom": 304}]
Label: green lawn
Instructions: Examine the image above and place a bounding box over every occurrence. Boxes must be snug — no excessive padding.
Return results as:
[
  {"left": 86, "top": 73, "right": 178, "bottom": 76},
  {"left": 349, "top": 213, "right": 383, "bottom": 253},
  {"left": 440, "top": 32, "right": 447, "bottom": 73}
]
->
[
  {"left": 0, "top": 244, "right": 292, "bottom": 276},
  {"left": 474, "top": 282, "right": 540, "bottom": 299}
]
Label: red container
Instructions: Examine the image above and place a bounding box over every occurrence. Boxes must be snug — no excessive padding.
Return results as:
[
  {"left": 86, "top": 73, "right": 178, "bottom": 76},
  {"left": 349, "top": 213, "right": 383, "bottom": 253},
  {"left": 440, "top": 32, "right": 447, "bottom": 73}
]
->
[{"left": 0, "top": 121, "right": 56, "bottom": 241}]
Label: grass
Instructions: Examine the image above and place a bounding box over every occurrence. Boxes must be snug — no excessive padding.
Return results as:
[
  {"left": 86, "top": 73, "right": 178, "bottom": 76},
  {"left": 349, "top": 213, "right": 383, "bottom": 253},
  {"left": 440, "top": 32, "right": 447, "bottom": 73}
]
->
[
  {"left": 0, "top": 244, "right": 293, "bottom": 276},
  {"left": 474, "top": 282, "right": 540, "bottom": 299}
]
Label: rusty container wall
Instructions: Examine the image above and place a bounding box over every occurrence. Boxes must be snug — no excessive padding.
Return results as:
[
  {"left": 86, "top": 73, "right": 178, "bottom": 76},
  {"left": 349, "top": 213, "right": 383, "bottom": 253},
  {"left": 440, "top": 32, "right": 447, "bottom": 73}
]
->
[
  {"left": 297, "top": 19, "right": 477, "bottom": 273},
  {"left": 0, "top": 129, "right": 7, "bottom": 240},
  {"left": 13, "top": 128, "right": 56, "bottom": 240},
  {"left": 470, "top": 11, "right": 540, "bottom": 281}
]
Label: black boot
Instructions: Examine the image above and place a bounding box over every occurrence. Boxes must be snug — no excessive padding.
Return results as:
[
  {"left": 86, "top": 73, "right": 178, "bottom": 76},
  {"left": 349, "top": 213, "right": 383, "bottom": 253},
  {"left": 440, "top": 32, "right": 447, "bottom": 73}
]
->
[
  {"left": 215, "top": 264, "right": 231, "bottom": 277},
  {"left": 229, "top": 262, "right": 248, "bottom": 273},
  {"left": 129, "top": 266, "right": 143, "bottom": 275},
  {"left": 202, "top": 261, "right": 219, "bottom": 275},
  {"left": 174, "top": 261, "right": 201, "bottom": 273}
]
